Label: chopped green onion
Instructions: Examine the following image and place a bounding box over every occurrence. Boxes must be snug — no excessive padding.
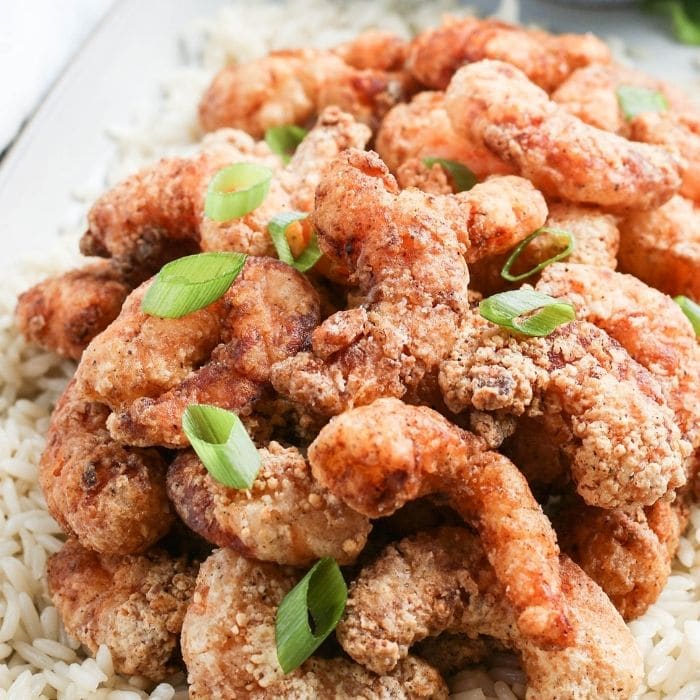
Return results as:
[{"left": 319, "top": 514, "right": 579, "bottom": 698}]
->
[
  {"left": 265, "top": 125, "right": 308, "bottom": 164},
  {"left": 501, "top": 227, "right": 575, "bottom": 282},
  {"left": 182, "top": 404, "right": 260, "bottom": 489},
  {"left": 421, "top": 157, "right": 477, "bottom": 192},
  {"left": 204, "top": 163, "right": 272, "bottom": 222},
  {"left": 674, "top": 295, "right": 700, "bottom": 336},
  {"left": 141, "top": 252, "right": 247, "bottom": 318},
  {"left": 616, "top": 85, "right": 668, "bottom": 120},
  {"left": 644, "top": 0, "right": 700, "bottom": 46},
  {"left": 268, "top": 212, "right": 322, "bottom": 272},
  {"left": 479, "top": 289, "right": 575, "bottom": 337},
  {"left": 275, "top": 558, "right": 347, "bottom": 673}
]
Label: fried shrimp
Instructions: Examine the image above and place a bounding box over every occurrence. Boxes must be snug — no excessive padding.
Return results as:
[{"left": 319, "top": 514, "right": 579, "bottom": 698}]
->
[
  {"left": 166, "top": 442, "right": 371, "bottom": 566},
  {"left": 407, "top": 16, "right": 610, "bottom": 92},
  {"left": 47, "top": 539, "right": 196, "bottom": 681},
  {"left": 39, "top": 380, "right": 172, "bottom": 554},
  {"left": 445, "top": 60, "right": 682, "bottom": 212},
  {"left": 308, "top": 397, "right": 573, "bottom": 648},
  {"left": 271, "top": 149, "right": 546, "bottom": 416},
  {"left": 181, "top": 547, "right": 448, "bottom": 699},
  {"left": 337, "top": 528, "right": 642, "bottom": 699},
  {"left": 616, "top": 195, "right": 700, "bottom": 301},
  {"left": 439, "top": 315, "right": 686, "bottom": 509},
  {"left": 78, "top": 256, "right": 320, "bottom": 448}
]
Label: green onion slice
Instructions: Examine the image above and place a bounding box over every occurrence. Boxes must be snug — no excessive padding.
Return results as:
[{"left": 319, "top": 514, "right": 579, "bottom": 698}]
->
[
  {"left": 275, "top": 557, "right": 347, "bottom": 673},
  {"left": 265, "top": 125, "right": 308, "bottom": 164},
  {"left": 645, "top": 0, "right": 700, "bottom": 46},
  {"left": 501, "top": 227, "right": 575, "bottom": 282},
  {"left": 479, "top": 289, "right": 575, "bottom": 337},
  {"left": 616, "top": 85, "right": 669, "bottom": 120},
  {"left": 141, "top": 252, "right": 247, "bottom": 318},
  {"left": 421, "top": 157, "right": 477, "bottom": 192},
  {"left": 182, "top": 404, "right": 260, "bottom": 489},
  {"left": 204, "top": 163, "right": 272, "bottom": 222},
  {"left": 268, "top": 212, "right": 322, "bottom": 272},
  {"left": 674, "top": 295, "right": 700, "bottom": 336}
]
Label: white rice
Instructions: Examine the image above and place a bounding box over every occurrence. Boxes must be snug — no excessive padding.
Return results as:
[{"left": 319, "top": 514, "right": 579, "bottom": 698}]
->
[{"left": 1, "top": 0, "right": 699, "bottom": 697}]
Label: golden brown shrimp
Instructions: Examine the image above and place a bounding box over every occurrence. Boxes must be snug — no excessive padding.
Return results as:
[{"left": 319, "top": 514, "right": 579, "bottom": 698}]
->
[
  {"left": 439, "top": 315, "right": 687, "bottom": 509},
  {"left": 616, "top": 195, "right": 700, "bottom": 302},
  {"left": 39, "top": 379, "right": 172, "bottom": 554},
  {"left": 181, "top": 547, "right": 448, "bottom": 699},
  {"left": 308, "top": 397, "right": 573, "bottom": 649},
  {"left": 198, "top": 40, "right": 413, "bottom": 136},
  {"left": 444, "top": 60, "right": 682, "bottom": 212},
  {"left": 166, "top": 442, "right": 371, "bottom": 566},
  {"left": 337, "top": 528, "right": 642, "bottom": 699},
  {"left": 47, "top": 539, "right": 196, "bottom": 681},
  {"left": 14, "top": 260, "right": 133, "bottom": 361},
  {"left": 407, "top": 16, "right": 610, "bottom": 92},
  {"left": 78, "top": 256, "right": 320, "bottom": 448},
  {"left": 271, "top": 149, "right": 546, "bottom": 416},
  {"left": 332, "top": 29, "right": 409, "bottom": 71}
]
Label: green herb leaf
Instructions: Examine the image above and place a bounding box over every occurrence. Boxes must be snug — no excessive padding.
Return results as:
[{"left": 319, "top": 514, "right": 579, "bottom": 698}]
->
[
  {"left": 141, "top": 252, "right": 247, "bottom": 318},
  {"left": 479, "top": 289, "right": 575, "bottom": 337},
  {"left": 674, "top": 295, "right": 700, "bottom": 336},
  {"left": 204, "top": 163, "right": 272, "bottom": 222},
  {"left": 268, "top": 212, "right": 322, "bottom": 272},
  {"left": 501, "top": 227, "right": 575, "bottom": 282},
  {"left": 265, "top": 125, "right": 308, "bottom": 164},
  {"left": 421, "top": 157, "right": 478, "bottom": 192},
  {"left": 182, "top": 404, "right": 260, "bottom": 489},
  {"left": 275, "top": 558, "right": 347, "bottom": 673},
  {"left": 644, "top": 0, "right": 700, "bottom": 45},
  {"left": 616, "top": 85, "right": 669, "bottom": 120}
]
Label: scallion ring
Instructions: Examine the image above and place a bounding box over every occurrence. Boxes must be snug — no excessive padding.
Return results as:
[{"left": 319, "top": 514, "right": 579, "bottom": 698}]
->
[
  {"left": 141, "top": 251, "right": 247, "bottom": 318},
  {"left": 268, "top": 212, "right": 322, "bottom": 272},
  {"left": 275, "top": 557, "right": 347, "bottom": 673},
  {"left": 479, "top": 289, "right": 575, "bottom": 337},
  {"left": 265, "top": 125, "right": 308, "bottom": 164},
  {"left": 500, "top": 227, "right": 575, "bottom": 282},
  {"left": 674, "top": 295, "right": 700, "bottom": 336},
  {"left": 182, "top": 404, "right": 260, "bottom": 489},
  {"left": 204, "top": 163, "right": 272, "bottom": 222},
  {"left": 421, "top": 157, "right": 477, "bottom": 192},
  {"left": 616, "top": 85, "right": 668, "bottom": 121}
]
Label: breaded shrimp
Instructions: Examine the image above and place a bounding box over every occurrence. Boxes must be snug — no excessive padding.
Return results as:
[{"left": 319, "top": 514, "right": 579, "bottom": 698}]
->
[
  {"left": 616, "top": 195, "right": 700, "bottom": 302},
  {"left": 47, "top": 539, "right": 196, "bottom": 681},
  {"left": 375, "top": 91, "right": 513, "bottom": 184},
  {"left": 445, "top": 60, "right": 682, "bottom": 212},
  {"left": 198, "top": 40, "right": 413, "bottom": 136},
  {"left": 166, "top": 442, "right": 371, "bottom": 566},
  {"left": 271, "top": 149, "right": 546, "bottom": 416},
  {"left": 40, "top": 379, "right": 172, "bottom": 554},
  {"left": 337, "top": 528, "right": 642, "bottom": 699},
  {"left": 78, "top": 256, "right": 320, "bottom": 448},
  {"left": 181, "top": 547, "right": 448, "bottom": 699},
  {"left": 308, "top": 397, "right": 573, "bottom": 649},
  {"left": 407, "top": 16, "right": 610, "bottom": 92},
  {"left": 15, "top": 260, "right": 133, "bottom": 360},
  {"left": 439, "top": 315, "right": 687, "bottom": 509}
]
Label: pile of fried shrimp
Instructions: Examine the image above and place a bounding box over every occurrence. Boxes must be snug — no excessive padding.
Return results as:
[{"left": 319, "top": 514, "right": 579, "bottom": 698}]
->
[{"left": 14, "top": 14, "right": 700, "bottom": 700}]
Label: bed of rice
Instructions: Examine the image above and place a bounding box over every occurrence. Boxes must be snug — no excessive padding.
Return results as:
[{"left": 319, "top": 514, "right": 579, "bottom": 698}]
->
[{"left": 0, "top": 0, "right": 699, "bottom": 697}]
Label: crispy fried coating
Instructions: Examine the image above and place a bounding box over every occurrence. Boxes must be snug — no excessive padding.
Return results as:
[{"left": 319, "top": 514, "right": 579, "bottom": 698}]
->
[
  {"left": 407, "top": 16, "right": 610, "bottom": 92},
  {"left": 308, "top": 397, "right": 573, "bottom": 649},
  {"left": 271, "top": 149, "right": 545, "bottom": 416},
  {"left": 616, "top": 195, "right": 700, "bottom": 302},
  {"left": 181, "top": 548, "right": 448, "bottom": 699},
  {"left": 166, "top": 442, "right": 370, "bottom": 566},
  {"left": 337, "top": 528, "right": 642, "bottom": 699},
  {"left": 40, "top": 380, "right": 172, "bottom": 554},
  {"left": 445, "top": 60, "right": 682, "bottom": 212},
  {"left": 15, "top": 260, "right": 132, "bottom": 360},
  {"left": 332, "top": 29, "right": 409, "bottom": 71},
  {"left": 78, "top": 257, "right": 320, "bottom": 448},
  {"left": 555, "top": 497, "right": 688, "bottom": 621},
  {"left": 47, "top": 539, "right": 196, "bottom": 681},
  {"left": 439, "top": 315, "right": 687, "bottom": 509}
]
